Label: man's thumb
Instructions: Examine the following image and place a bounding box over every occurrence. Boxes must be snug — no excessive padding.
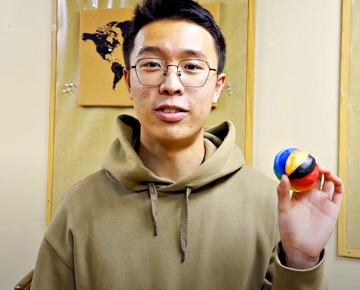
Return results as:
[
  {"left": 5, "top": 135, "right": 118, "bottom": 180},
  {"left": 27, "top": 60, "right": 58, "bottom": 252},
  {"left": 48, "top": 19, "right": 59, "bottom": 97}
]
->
[{"left": 277, "top": 175, "right": 292, "bottom": 213}]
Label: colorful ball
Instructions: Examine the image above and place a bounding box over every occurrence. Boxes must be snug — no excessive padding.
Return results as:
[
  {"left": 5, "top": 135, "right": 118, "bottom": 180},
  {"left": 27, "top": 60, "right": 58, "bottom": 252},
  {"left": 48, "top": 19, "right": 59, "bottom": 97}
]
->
[{"left": 273, "top": 148, "right": 320, "bottom": 192}]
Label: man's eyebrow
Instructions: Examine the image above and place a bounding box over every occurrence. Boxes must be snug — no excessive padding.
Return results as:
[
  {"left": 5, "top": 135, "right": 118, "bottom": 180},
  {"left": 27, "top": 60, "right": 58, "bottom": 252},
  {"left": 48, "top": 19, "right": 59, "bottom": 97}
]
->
[
  {"left": 137, "top": 47, "right": 207, "bottom": 59},
  {"left": 181, "top": 49, "right": 207, "bottom": 59},
  {"left": 137, "top": 46, "right": 162, "bottom": 57}
]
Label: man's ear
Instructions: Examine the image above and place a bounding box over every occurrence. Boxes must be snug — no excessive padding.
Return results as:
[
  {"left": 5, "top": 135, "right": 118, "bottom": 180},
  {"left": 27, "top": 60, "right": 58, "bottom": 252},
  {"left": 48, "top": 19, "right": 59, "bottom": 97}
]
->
[
  {"left": 123, "top": 67, "right": 132, "bottom": 97},
  {"left": 212, "top": 73, "right": 226, "bottom": 103}
]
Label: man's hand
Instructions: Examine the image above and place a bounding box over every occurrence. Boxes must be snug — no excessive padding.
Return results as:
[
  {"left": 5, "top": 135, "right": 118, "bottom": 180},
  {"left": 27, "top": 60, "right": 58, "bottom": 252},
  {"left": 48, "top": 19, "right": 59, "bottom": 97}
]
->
[{"left": 276, "top": 166, "right": 343, "bottom": 269}]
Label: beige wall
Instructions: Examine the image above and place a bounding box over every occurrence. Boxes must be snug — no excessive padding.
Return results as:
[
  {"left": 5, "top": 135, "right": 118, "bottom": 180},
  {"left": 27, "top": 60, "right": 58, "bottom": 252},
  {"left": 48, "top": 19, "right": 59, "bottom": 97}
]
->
[
  {"left": 254, "top": 0, "right": 360, "bottom": 289},
  {"left": 0, "top": 0, "right": 359, "bottom": 289},
  {"left": 0, "top": 0, "right": 51, "bottom": 289}
]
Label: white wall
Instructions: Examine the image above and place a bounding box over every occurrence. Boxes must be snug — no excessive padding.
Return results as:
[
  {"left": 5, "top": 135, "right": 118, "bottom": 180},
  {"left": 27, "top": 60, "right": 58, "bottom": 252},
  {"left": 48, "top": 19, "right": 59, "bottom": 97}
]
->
[
  {"left": 254, "top": 0, "right": 360, "bottom": 289},
  {"left": 1, "top": 0, "right": 359, "bottom": 289},
  {"left": 0, "top": 0, "right": 51, "bottom": 289}
]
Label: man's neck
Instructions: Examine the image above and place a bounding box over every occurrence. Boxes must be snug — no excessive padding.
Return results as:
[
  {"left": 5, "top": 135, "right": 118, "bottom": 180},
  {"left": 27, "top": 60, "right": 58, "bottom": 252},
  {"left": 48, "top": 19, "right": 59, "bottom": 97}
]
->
[{"left": 138, "top": 133, "right": 205, "bottom": 182}]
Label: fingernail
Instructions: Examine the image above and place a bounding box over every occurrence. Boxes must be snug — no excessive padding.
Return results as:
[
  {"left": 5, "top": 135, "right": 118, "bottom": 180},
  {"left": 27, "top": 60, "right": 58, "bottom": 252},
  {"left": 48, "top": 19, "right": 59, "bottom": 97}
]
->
[{"left": 280, "top": 175, "right": 286, "bottom": 186}]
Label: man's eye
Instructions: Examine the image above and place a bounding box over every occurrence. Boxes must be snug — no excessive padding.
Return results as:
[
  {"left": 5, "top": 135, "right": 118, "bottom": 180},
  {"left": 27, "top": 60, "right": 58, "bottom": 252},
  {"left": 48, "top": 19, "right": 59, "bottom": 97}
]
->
[
  {"left": 184, "top": 64, "right": 201, "bottom": 70},
  {"left": 182, "top": 61, "right": 206, "bottom": 72},
  {"left": 147, "top": 62, "right": 161, "bottom": 67},
  {"left": 140, "top": 61, "right": 162, "bottom": 69}
]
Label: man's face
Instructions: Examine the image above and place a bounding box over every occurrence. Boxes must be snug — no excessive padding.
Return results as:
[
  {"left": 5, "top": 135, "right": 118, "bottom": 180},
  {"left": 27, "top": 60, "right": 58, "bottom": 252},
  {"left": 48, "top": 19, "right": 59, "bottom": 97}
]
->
[{"left": 124, "top": 19, "right": 226, "bottom": 147}]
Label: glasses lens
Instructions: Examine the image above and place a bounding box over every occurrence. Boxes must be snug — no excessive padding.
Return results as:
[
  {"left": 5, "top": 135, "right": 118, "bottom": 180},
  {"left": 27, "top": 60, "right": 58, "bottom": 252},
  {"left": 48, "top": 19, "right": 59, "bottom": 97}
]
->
[
  {"left": 179, "top": 59, "right": 210, "bottom": 87},
  {"left": 136, "top": 58, "right": 166, "bottom": 86}
]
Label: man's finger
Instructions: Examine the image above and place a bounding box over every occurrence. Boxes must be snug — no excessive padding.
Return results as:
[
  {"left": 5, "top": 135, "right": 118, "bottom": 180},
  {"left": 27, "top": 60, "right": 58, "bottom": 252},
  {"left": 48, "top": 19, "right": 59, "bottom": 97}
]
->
[
  {"left": 332, "top": 191, "right": 343, "bottom": 208},
  {"left": 322, "top": 171, "right": 343, "bottom": 195},
  {"left": 317, "top": 165, "right": 330, "bottom": 175},
  {"left": 322, "top": 180, "right": 334, "bottom": 200},
  {"left": 315, "top": 174, "right": 323, "bottom": 191},
  {"left": 323, "top": 171, "right": 342, "bottom": 185},
  {"left": 277, "top": 175, "right": 292, "bottom": 213}
]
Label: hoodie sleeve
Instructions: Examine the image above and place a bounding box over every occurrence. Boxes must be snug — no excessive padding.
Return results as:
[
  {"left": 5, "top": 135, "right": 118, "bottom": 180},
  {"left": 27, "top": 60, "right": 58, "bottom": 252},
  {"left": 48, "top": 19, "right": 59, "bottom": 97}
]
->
[
  {"left": 30, "top": 238, "right": 75, "bottom": 290},
  {"left": 262, "top": 243, "right": 327, "bottom": 290}
]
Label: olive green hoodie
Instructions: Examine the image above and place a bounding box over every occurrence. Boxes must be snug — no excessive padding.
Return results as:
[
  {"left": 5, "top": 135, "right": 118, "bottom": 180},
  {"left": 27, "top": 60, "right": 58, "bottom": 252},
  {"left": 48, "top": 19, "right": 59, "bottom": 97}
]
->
[{"left": 31, "top": 115, "right": 326, "bottom": 290}]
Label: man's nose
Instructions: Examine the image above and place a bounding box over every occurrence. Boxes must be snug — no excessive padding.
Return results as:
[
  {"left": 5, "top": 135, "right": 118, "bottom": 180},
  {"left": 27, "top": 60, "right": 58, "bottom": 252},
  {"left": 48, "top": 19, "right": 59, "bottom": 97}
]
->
[{"left": 159, "top": 65, "right": 184, "bottom": 95}]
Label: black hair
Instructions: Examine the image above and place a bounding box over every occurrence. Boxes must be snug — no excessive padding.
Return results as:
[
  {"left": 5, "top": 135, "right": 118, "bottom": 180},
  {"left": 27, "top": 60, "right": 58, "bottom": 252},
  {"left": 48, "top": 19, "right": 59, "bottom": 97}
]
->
[{"left": 122, "top": 0, "right": 226, "bottom": 73}]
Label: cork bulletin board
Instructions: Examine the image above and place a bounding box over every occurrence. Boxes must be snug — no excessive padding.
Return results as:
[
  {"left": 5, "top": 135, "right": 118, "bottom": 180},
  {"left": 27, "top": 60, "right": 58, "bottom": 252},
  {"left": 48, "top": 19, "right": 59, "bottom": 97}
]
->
[
  {"left": 46, "top": 0, "right": 255, "bottom": 223},
  {"left": 338, "top": 0, "right": 360, "bottom": 258}
]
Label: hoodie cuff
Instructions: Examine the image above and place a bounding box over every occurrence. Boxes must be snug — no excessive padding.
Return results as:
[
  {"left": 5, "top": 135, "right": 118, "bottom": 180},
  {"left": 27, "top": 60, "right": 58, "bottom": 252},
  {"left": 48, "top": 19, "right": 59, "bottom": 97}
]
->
[{"left": 273, "top": 243, "right": 327, "bottom": 289}]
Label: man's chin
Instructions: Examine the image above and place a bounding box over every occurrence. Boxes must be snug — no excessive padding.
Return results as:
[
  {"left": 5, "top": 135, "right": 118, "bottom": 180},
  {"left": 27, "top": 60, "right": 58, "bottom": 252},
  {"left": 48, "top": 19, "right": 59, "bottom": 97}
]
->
[{"left": 152, "top": 128, "right": 203, "bottom": 148}]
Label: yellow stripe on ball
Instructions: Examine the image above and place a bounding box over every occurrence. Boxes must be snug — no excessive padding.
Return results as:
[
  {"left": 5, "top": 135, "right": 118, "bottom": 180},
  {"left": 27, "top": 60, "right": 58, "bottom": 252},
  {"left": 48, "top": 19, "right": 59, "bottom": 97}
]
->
[{"left": 285, "top": 150, "right": 309, "bottom": 176}]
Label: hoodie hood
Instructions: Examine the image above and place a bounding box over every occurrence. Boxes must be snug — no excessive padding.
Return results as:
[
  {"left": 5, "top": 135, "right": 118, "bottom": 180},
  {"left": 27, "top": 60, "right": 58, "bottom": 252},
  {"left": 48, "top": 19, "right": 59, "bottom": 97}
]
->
[
  {"left": 103, "top": 114, "right": 244, "bottom": 192},
  {"left": 103, "top": 114, "right": 244, "bottom": 262}
]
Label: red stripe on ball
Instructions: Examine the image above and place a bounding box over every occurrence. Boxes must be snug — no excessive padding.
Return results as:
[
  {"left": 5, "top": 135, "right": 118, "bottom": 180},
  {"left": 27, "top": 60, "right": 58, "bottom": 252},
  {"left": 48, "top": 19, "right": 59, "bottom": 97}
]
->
[{"left": 290, "top": 165, "right": 320, "bottom": 192}]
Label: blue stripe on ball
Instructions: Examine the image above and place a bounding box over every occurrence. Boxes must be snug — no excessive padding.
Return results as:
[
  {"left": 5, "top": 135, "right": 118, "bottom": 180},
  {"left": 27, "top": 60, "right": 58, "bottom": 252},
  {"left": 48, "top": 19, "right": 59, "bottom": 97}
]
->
[{"left": 273, "top": 147, "right": 297, "bottom": 180}]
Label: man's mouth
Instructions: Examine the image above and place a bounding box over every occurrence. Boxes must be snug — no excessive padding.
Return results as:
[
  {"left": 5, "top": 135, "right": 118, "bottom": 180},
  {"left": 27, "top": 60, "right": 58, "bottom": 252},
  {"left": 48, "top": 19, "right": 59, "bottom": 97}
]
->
[
  {"left": 162, "top": 108, "right": 182, "bottom": 113},
  {"left": 155, "top": 105, "right": 189, "bottom": 113},
  {"left": 154, "top": 105, "right": 189, "bottom": 122}
]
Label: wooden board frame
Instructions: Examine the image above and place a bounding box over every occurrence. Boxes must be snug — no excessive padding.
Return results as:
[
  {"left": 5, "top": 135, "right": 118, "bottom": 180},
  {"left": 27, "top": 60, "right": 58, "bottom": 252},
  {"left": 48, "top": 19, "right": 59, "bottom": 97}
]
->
[{"left": 338, "top": 0, "right": 360, "bottom": 258}]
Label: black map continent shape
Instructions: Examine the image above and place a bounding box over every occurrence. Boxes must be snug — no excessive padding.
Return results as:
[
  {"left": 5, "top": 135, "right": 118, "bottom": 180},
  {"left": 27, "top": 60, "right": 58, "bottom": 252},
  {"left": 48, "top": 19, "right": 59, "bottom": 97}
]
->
[{"left": 82, "top": 20, "right": 132, "bottom": 90}]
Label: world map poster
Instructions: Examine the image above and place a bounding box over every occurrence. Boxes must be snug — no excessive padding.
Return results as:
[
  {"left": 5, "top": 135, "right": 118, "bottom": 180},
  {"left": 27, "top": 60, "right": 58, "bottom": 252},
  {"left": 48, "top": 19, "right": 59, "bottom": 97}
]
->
[{"left": 79, "top": 8, "right": 134, "bottom": 106}]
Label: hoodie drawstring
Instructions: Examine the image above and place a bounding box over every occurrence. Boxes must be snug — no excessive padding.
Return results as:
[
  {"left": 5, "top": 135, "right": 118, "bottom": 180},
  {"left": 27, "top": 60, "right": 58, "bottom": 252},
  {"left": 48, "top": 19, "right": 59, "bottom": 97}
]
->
[
  {"left": 180, "top": 187, "right": 192, "bottom": 263},
  {"left": 148, "top": 182, "right": 159, "bottom": 236},
  {"left": 147, "top": 183, "right": 192, "bottom": 262}
]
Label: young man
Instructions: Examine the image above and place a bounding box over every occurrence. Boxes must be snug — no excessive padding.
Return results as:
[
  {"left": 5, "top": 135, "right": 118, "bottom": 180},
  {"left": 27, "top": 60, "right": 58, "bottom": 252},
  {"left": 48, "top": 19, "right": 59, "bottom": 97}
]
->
[{"left": 31, "top": 0, "right": 343, "bottom": 289}]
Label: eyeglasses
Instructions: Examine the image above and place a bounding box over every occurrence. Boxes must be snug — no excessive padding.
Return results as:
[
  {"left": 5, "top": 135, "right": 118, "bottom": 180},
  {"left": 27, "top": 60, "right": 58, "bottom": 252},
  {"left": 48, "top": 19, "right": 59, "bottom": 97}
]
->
[{"left": 130, "top": 58, "right": 217, "bottom": 87}]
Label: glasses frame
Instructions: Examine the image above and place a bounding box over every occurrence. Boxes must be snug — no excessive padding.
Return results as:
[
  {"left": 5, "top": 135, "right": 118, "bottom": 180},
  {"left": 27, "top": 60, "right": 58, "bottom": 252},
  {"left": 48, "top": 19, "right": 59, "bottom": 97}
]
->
[{"left": 130, "top": 58, "right": 217, "bottom": 88}]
